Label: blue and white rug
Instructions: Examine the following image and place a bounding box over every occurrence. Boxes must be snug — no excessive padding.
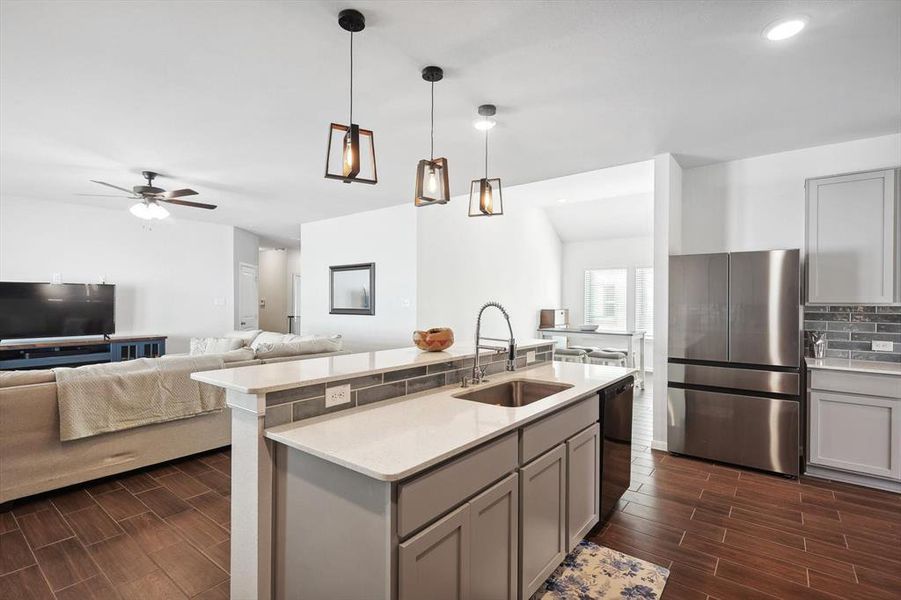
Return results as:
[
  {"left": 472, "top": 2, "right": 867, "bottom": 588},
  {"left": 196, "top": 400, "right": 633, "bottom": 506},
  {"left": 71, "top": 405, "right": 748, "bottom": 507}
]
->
[{"left": 536, "top": 541, "right": 670, "bottom": 599}]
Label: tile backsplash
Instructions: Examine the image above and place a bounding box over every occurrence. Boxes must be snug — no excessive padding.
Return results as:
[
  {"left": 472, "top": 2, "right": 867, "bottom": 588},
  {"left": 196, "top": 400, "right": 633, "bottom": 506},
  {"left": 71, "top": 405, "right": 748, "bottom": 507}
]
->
[{"left": 803, "top": 305, "right": 901, "bottom": 362}]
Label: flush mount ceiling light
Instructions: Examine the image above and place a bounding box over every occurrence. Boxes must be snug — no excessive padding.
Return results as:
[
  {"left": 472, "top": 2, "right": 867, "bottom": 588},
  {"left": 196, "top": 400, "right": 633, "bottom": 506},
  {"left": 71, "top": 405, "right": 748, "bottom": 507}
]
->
[
  {"left": 472, "top": 104, "right": 497, "bottom": 131},
  {"left": 325, "top": 9, "right": 377, "bottom": 185},
  {"left": 763, "top": 16, "right": 808, "bottom": 41},
  {"left": 414, "top": 66, "right": 450, "bottom": 207},
  {"left": 469, "top": 104, "right": 503, "bottom": 217}
]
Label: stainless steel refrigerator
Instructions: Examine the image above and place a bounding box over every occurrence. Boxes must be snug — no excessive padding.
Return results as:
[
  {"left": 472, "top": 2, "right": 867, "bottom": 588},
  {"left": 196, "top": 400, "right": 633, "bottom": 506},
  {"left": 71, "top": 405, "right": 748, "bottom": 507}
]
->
[{"left": 667, "top": 249, "right": 802, "bottom": 477}]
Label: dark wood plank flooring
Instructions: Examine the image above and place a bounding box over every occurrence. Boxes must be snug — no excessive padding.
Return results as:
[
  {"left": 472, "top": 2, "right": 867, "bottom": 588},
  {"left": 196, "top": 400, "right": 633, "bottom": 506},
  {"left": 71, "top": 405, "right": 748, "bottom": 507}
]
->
[
  {"left": 588, "top": 382, "right": 901, "bottom": 600},
  {"left": 2, "top": 382, "right": 899, "bottom": 599}
]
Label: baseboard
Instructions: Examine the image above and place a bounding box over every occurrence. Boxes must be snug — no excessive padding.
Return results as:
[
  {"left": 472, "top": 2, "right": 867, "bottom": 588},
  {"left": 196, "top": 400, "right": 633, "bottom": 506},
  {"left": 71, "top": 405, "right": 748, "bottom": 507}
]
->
[
  {"left": 804, "top": 464, "right": 901, "bottom": 493},
  {"left": 650, "top": 439, "right": 667, "bottom": 452}
]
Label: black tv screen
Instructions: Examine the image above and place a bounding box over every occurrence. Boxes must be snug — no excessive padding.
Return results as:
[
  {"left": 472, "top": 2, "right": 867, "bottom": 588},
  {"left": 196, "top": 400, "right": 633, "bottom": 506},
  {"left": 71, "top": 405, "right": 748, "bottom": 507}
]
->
[{"left": 0, "top": 282, "right": 115, "bottom": 340}]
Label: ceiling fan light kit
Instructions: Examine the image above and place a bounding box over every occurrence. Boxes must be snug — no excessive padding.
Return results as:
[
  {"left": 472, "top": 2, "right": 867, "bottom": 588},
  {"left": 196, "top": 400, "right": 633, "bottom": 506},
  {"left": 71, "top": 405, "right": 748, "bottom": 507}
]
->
[
  {"left": 325, "top": 8, "right": 378, "bottom": 185},
  {"left": 414, "top": 66, "right": 451, "bottom": 207},
  {"left": 468, "top": 104, "right": 503, "bottom": 217}
]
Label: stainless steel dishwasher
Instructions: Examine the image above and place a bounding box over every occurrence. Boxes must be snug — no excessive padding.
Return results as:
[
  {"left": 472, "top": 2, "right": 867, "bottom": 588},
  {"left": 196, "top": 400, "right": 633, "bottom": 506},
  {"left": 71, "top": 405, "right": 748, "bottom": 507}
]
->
[{"left": 600, "top": 376, "right": 634, "bottom": 521}]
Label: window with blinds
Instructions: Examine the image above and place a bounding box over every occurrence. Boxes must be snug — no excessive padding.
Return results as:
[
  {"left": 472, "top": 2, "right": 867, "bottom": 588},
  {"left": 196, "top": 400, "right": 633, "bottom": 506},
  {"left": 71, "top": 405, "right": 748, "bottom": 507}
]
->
[
  {"left": 635, "top": 267, "right": 654, "bottom": 336},
  {"left": 583, "top": 268, "right": 627, "bottom": 331}
]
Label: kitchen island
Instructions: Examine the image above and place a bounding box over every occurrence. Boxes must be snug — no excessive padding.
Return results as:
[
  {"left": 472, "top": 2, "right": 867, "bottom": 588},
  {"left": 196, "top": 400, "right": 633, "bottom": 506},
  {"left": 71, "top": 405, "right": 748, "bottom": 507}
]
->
[{"left": 191, "top": 341, "right": 633, "bottom": 600}]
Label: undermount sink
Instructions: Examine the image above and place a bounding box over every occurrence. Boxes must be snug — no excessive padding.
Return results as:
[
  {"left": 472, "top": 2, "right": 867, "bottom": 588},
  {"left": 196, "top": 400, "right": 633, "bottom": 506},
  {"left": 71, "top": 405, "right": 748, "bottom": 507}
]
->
[{"left": 453, "top": 379, "right": 574, "bottom": 408}]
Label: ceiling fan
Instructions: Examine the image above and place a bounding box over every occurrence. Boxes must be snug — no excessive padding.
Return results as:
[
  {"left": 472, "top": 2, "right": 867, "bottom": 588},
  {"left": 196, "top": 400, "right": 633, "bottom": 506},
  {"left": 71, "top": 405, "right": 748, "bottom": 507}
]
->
[{"left": 86, "top": 171, "right": 217, "bottom": 220}]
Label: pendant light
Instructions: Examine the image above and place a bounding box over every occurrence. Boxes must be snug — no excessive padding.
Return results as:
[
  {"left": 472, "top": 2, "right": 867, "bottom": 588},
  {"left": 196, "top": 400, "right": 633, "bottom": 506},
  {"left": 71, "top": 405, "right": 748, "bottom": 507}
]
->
[
  {"left": 468, "top": 104, "right": 503, "bottom": 217},
  {"left": 325, "top": 9, "right": 377, "bottom": 185},
  {"left": 414, "top": 66, "right": 450, "bottom": 206}
]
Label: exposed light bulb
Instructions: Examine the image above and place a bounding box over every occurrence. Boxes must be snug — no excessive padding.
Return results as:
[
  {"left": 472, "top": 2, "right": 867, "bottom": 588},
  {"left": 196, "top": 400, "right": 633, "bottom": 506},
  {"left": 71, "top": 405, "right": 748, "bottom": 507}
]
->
[
  {"left": 763, "top": 17, "right": 807, "bottom": 41},
  {"left": 130, "top": 202, "right": 152, "bottom": 220},
  {"left": 473, "top": 117, "right": 496, "bottom": 131},
  {"left": 480, "top": 180, "right": 494, "bottom": 215},
  {"left": 426, "top": 167, "right": 439, "bottom": 195},
  {"left": 343, "top": 136, "right": 355, "bottom": 174}
]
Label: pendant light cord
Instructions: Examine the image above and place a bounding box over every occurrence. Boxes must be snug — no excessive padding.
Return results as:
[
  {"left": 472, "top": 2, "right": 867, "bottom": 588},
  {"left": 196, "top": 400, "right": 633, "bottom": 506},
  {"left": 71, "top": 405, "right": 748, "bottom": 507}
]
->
[
  {"left": 484, "top": 129, "right": 489, "bottom": 179},
  {"left": 349, "top": 31, "right": 354, "bottom": 126},
  {"left": 430, "top": 81, "right": 435, "bottom": 161}
]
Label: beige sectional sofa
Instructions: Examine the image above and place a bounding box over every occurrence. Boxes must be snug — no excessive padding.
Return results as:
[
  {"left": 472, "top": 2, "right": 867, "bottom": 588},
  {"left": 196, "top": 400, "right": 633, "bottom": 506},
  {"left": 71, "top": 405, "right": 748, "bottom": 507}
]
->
[{"left": 0, "top": 339, "right": 346, "bottom": 503}]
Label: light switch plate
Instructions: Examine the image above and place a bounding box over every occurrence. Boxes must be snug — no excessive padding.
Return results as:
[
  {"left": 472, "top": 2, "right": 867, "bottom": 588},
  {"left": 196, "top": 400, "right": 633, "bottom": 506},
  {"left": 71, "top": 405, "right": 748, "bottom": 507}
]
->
[
  {"left": 325, "top": 384, "right": 352, "bottom": 408},
  {"left": 872, "top": 340, "right": 893, "bottom": 352},
  {"left": 526, "top": 350, "right": 537, "bottom": 364}
]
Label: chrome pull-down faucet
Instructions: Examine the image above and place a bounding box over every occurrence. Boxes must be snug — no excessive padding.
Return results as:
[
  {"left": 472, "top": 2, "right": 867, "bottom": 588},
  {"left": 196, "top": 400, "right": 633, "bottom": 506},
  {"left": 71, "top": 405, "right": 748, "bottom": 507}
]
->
[{"left": 469, "top": 301, "right": 516, "bottom": 386}]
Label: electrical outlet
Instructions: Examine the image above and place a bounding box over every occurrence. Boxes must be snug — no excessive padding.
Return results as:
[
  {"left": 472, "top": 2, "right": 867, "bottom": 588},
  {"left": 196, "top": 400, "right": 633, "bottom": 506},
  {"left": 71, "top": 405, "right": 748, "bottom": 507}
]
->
[
  {"left": 526, "top": 350, "right": 537, "bottom": 364},
  {"left": 325, "top": 384, "right": 351, "bottom": 408},
  {"left": 872, "top": 340, "right": 893, "bottom": 352}
]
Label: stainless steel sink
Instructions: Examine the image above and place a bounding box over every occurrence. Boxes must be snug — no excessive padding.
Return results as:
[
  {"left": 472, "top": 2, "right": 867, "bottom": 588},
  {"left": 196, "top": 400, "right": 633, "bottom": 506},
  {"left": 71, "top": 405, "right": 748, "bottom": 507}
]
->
[{"left": 453, "top": 379, "right": 573, "bottom": 408}]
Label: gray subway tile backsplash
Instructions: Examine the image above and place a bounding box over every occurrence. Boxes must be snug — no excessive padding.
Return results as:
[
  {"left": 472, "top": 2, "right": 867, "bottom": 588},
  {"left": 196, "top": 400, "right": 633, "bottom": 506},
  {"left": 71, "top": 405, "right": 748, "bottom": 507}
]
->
[
  {"left": 266, "top": 383, "right": 326, "bottom": 407},
  {"left": 384, "top": 366, "right": 427, "bottom": 382},
  {"left": 804, "top": 305, "right": 901, "bottom": 363},
  {"left": 356, "top": 381, "right": 407, "bottom": 405}
]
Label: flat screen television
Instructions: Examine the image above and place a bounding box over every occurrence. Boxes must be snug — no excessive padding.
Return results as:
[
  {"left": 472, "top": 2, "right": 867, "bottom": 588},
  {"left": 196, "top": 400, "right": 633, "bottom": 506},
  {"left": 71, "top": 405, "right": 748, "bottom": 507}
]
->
[{"left": 0, "top": 282, "right": 115, "bottom": 340}]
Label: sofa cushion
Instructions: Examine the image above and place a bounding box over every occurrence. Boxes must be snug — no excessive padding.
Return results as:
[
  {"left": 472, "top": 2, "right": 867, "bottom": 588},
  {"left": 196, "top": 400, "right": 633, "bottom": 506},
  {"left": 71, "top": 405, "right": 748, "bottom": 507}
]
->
[
  {"left": 223, "top": 329, "right": 263, "bottom": 347},
  {"left": 0, "top": 370, "right": 56, "bottom": 388},
  {"left": 190, "top": 337, "right": 245, "bottom": 355},
  {"left": 222, "top": 348, "right": 256, "bottom": 363},
  {"left": 253, "top": 335, "right": 343, "bottom": 359},
  {"left": 249, "top": 331, "right": 291, "bottom": 351}
]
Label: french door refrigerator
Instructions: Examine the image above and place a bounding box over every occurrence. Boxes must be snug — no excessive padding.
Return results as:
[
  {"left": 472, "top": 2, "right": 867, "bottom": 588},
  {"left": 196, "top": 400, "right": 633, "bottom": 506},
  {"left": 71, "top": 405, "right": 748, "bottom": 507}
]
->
[{"left": 668, "top": 249, "right": 802, "bottom": 476}]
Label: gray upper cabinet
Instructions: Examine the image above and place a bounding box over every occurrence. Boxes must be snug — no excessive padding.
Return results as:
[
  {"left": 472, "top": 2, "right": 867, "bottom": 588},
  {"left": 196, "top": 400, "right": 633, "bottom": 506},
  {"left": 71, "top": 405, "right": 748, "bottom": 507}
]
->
[
  {"left": 469, "top": 474, "right": 519, "bottom": 600},
  {"left": 398, "top": 503, "right": 471, "bottom": 600},
  {"left": 806, "top": 168, "right": 899, "bottom": 304}
]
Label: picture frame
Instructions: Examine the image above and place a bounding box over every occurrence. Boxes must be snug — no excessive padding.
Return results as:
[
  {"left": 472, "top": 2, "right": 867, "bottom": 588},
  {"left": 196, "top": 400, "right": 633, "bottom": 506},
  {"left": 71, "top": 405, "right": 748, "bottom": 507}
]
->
[{"left": 329, "top": 263, "right": 375, "bottom": 315}]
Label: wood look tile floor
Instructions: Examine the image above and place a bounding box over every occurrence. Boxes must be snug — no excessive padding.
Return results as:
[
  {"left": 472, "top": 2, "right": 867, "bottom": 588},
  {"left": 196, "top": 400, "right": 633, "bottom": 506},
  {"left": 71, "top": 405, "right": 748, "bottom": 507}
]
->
[
  {"left": 0, "top": 449, "right": 231, "bottom": 599},
  {"left": 2, "top": 383, "right": 900, "bottom": 599},
  {"left": 588, "top": 382, "right": 901, "bottom": 600}
]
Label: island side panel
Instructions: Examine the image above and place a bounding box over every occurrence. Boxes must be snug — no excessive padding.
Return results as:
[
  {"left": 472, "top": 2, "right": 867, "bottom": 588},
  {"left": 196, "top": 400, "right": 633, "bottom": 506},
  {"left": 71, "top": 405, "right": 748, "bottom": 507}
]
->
[{"left": 274, "top": 443, "right": 395, "bottom": 600}]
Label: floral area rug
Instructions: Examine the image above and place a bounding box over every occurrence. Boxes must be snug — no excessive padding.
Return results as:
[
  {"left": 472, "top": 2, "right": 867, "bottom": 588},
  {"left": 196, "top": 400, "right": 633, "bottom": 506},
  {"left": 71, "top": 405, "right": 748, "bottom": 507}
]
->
[{"left": 535, "top": 540, "right": 669, "bottom": 599}]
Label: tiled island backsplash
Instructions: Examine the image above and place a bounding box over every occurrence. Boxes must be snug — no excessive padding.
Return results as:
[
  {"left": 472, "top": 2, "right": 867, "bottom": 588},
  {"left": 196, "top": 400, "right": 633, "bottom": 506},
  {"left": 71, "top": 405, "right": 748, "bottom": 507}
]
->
[{"left": 803, "top": 306, "right": 901, "bottom": 362}]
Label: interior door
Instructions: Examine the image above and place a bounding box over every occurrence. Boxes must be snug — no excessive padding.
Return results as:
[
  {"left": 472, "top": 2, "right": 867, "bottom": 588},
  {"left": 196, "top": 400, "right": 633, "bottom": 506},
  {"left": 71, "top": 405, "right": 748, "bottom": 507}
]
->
[
  {"left": 729, "top": 250, "right": 800, "bottom": 367},
  {"left": 238, "top": 262, "right": 259, "bottom": 330},
  {"left": 668, "top": 253, "right": 729, "bottom": 361}
]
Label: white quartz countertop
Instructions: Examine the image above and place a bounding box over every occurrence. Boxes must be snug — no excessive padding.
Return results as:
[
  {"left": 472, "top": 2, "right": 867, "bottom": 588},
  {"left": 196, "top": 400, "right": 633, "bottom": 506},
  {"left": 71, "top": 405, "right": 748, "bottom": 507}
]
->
[
  {"left": 190, "top": 339, "right": 551, "bottom": 394},
  {"left": 805, "top": 357, "right": 901, "bottom": 376},
  {"left": 538, "top": 328, "right": 646, "bottom": 336},
  {"left": 265, "top": 362, "right": 634, "bottom": 482}
]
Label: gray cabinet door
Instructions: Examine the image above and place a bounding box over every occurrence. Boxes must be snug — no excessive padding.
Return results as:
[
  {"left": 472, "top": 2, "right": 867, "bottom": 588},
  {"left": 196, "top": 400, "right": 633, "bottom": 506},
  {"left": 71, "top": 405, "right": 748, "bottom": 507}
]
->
[
  {"left": 669, "top": 253, "right": 729, "bottom": 361},
  {"left": 469, "top": 474, "right": 518, "bottom": 600},
  {"left": 398, "top": 504, "right": 471, "bottom": 600},
  {"left": 566, "top": 424, "right": 600, "bottom": 551},
  {"left": 807, "top": 169, "right": 898, "bottom": 304},
  {"left": 520, "top": 444, "right": 567, "bottom": 599},
  {"left": 729, "top": 250, "right": 800, "bottom": 367}
]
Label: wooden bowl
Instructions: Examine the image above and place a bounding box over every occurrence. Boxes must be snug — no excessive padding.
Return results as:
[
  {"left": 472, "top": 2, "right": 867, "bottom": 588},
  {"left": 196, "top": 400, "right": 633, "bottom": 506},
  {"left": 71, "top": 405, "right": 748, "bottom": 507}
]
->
[{"left": 413, "top": 328, "right": 455, "bottom": 352}]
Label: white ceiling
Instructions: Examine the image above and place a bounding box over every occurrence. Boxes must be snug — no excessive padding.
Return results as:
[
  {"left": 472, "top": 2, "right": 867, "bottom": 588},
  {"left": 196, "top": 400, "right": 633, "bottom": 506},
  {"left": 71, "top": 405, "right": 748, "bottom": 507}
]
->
[{"left": 2, "top": 1, "right": 899, "bottom": 242}]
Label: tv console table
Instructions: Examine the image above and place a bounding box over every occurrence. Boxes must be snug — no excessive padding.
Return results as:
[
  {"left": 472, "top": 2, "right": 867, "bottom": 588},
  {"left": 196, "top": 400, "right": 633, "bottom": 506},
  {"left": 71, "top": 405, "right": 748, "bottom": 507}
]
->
[{"left": 0, "top": 335, "right": 167, "bottom": 370}]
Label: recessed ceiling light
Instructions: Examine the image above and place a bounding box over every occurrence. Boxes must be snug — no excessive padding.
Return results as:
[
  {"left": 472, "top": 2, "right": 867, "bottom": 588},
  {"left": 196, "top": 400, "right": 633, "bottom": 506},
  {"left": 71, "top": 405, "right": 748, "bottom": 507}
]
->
[{"left": 763, "top": 17, "right": 808, "bottom": 41}]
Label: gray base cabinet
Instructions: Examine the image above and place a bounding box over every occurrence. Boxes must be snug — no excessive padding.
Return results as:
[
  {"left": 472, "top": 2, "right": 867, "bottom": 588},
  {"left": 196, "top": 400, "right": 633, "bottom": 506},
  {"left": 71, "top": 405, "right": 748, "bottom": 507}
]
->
[
  {"left": 566, "top": 423, "right": 600, "bottom": 551},
  {"left": 399, "top": 504, "right": 471, "bottom": 600},
  {"left": 470, "top": 474, "right": 519, "bottom": 600},
  {"left": 520, "top": 444, "right": 567, "bottom": 599}
]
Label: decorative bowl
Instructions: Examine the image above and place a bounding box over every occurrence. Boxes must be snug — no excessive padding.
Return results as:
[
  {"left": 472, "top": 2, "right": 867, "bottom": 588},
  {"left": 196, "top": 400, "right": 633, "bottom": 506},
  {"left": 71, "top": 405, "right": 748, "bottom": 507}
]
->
[
  {"left": 578, "top": 324, "right": 598, "bottom": 332},
  {"left": 413, "top": 327, "right": 455, "bottom": 352}
]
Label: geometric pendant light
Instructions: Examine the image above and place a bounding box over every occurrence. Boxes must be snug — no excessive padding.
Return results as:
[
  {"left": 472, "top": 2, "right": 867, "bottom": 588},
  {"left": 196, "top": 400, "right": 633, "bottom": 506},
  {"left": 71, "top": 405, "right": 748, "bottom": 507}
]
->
[
  {"left": 414, "top": 66, "right": 450, "bottom": 206},
  {"left": 325, "top": 9, "right": 378, "bottom": 185},
  {"left": 468, "top": 104, "right": 503, "bottom": 217}
]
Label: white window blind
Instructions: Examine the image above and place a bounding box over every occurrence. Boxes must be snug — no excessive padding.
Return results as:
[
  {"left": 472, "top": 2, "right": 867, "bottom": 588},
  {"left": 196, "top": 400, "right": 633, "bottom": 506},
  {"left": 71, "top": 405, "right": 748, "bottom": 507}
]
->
[
  {"left": 635, "top": 267, "right": 654, "bottom": 336},
  {"left": 583, "top": 269, "right": 627, "bottom": 331}
]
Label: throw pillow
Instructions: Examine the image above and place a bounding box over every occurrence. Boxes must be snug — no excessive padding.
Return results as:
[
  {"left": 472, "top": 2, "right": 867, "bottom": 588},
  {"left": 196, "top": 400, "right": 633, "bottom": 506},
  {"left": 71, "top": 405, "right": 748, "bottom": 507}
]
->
[
  {"left": 249, "top": 331, "right": 290, "bottom": 351},
  {"left": 254, "top": 335, "right": 343, "bottom": 359},
  {"left": 190, "top": 337, "right": 245, "bottom": 355},
  {"left": 224, "top": 329, "right": 263, "bottom": 347}
]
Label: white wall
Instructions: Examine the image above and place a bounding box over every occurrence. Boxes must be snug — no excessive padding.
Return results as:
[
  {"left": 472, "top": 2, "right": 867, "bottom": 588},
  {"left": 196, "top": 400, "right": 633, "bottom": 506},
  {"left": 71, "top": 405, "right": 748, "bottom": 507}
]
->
[
  {"left": 653, "top": 154, "right": 683, "bottom": 451},
  {"left": 681, "top": 134, "right": 901, "bottom": 254},
  {"left": 300, "top": 205, "right": 417, "bottom": 350},
  {"left": 0, "top": 197, "right": 235, "bottom": 353},
  {"left": 258, "top": 248, "right": 288, "bottom": 333},
  {"left": 233, "top": 227, "right": 260, "bottom": 329},
  {"left": 417, "top": 196, "right": 563, "bottom": 343}
]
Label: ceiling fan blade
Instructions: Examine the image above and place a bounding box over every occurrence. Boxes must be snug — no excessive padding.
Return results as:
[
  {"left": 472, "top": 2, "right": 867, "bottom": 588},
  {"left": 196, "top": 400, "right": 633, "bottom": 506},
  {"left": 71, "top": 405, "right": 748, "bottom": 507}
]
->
[
  {"left": 161, "top": 198, "right": 217, "bottom": 210},
  {"left": 162, "top": 188, "right": 199, "bottom": 199},
  {"left": 91, "top": 180, "right": 135, "bottom": 194},
  {"left": 75, "top": 193, "right": 134, "bottom": 198}
]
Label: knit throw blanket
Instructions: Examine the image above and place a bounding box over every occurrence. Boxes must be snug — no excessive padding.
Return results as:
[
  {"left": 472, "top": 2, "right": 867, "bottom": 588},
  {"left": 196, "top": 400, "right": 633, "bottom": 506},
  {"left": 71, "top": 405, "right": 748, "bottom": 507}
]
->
[{"left": 55, "top": 355, "right": 225, "bottom": 441}]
